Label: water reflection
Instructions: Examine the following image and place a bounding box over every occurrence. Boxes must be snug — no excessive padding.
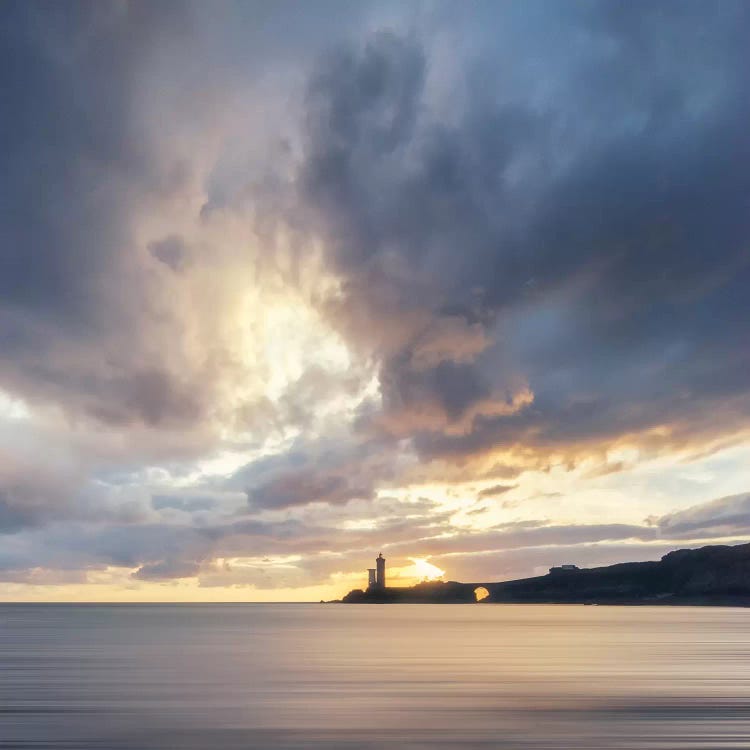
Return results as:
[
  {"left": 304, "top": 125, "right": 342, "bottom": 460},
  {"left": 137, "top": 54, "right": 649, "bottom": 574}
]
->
[{"left": 1, "top": 604, "right": 749, "bottom": 748}]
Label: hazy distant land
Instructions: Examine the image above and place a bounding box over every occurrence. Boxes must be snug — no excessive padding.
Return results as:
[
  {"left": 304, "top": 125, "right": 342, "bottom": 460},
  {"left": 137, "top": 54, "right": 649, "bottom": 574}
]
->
[{"left": 338, "top": 542, "right": 750, "bottom": 605}]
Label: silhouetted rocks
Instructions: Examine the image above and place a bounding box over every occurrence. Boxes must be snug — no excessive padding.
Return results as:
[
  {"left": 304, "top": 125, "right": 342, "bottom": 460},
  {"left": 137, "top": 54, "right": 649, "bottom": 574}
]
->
[
  {"left": 341, "top": 581, "right": 476, "bottom": 603},
  {"left": 337, "top": 543, "right": 750, "bottom": 605}
]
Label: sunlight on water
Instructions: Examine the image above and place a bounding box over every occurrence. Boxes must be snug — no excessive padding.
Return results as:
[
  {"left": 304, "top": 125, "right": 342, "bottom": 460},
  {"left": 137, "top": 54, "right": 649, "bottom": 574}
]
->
[{"left": 1, "top": 604, "right": 749, "bottom": 748}]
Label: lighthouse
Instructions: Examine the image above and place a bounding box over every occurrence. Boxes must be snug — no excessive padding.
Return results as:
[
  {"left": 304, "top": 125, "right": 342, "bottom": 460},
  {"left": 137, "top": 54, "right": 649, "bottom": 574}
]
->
[{"left": 376, "top": 552, "right": 386, "bottom": 589}]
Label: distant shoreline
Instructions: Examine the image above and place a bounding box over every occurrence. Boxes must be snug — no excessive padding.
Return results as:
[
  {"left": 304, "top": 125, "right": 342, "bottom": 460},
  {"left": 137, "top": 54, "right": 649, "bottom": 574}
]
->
[{"left": 337, "top": 542, "right": 750, "bottom": 605}]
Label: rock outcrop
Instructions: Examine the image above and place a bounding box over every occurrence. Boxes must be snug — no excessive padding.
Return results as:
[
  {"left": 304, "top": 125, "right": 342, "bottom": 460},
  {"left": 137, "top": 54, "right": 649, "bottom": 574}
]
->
[{"left": 337, "top": 542, "right": 750, "bottom": 605}]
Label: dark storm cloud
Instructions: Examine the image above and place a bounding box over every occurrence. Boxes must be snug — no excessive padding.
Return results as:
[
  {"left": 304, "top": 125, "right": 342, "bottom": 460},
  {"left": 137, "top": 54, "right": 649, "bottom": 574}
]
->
[
  {"left": 0, "top": 1, "right": 213, "bottom": 428},
  {"left": 0, "top": 1, "right": 184, "bottom": 318},
  {"left": 295, "top": 3, "right": 750, "bottom": 461}
]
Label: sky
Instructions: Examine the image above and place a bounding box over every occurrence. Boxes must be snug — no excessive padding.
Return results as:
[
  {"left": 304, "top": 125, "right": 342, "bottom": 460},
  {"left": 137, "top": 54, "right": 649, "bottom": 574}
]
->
[{"left": 1, "top": 0, "right": 750, "bottom": 601}]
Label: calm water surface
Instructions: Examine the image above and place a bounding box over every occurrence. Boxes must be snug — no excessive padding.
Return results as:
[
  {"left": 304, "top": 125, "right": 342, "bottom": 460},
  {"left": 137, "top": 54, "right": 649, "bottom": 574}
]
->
[{"left": 1, "top": 604, "right": 749, "bottom": 748}]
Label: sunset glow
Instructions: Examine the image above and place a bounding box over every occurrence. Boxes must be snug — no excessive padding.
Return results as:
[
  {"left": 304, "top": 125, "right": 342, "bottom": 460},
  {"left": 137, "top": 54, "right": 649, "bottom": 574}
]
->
[{"left": 408, "top": 558, "right": 446, "bottom": 582}]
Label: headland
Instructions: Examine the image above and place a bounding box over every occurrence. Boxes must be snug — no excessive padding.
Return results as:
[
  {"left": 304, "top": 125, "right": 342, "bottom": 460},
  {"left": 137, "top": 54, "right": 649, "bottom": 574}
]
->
[{"left": 336, "top": 542, "right": 750, "bottom": 605}]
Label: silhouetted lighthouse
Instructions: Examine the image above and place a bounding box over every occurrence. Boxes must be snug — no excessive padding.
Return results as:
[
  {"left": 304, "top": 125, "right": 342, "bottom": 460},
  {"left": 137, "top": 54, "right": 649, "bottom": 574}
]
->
[{"left": 376, "top": 552, "right": 386, "bottom": 589}]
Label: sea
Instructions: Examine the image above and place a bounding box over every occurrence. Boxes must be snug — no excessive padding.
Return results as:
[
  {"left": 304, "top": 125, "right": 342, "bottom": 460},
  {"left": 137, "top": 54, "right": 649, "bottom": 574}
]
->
[{"left": 1, "top": 603, "right": 749, "bottom": 749}]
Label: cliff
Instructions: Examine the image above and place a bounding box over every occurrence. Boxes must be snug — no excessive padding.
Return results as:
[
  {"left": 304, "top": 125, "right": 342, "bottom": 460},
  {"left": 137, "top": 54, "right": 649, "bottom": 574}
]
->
[{"left": 339, "top": 542, "right": 750, "bottom": 605}]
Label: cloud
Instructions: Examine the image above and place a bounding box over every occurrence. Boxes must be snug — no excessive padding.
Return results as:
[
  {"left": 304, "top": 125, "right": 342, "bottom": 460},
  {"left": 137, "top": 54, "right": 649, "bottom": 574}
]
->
[
  {"left": 249, "top": 471, "right": 372, "bottom": 510},
  {"left": 0, "top": 495, "right": 39, "bottom": 534},
  {"left": 148, "top": 235, "right": 190, "bottom": 273},
  {"left": 0, "top": 2, "right": 348, "bottom": 442},
  {"left": 151, "top": 495, "right": 218, "bottom": 513},
  {"left": 477, "top": 484, "right": 517, "bottom": 499},
  {"left": 132, "top": 558, "right": 201, "bottom": 581},
  {"left": 657, "top": 493, "right": 750, "bottom": 538},
  {"left": 2, "top": 3, "right": 750, "bottom": 596},
  {"left": 0, "top": 2, "right": 217, "bottom": 430},
  {"left": 390, "top": 522, "right": 657, "bottom": 558},
  {"left": 228, "top": 432, "right": 402, "bottom": 510},
  {"left": 285, "top": 5, "right": 750, "bottom": 469}
]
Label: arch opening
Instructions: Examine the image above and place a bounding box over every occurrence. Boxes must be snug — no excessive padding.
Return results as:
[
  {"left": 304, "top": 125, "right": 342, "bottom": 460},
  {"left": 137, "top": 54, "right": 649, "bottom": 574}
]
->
[{"left": 474, "top": 586, "right": 490, "bottom": 602}]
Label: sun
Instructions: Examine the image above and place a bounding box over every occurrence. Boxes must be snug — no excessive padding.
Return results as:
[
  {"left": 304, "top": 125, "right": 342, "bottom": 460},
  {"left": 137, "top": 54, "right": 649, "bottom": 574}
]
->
[{"left": 409, "top": 557, "right": 445, "bottom": 582}]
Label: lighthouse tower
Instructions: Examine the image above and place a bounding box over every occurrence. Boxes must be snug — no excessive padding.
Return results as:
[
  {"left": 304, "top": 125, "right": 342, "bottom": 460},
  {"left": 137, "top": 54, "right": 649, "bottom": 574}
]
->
[{"left": 376, "top": 552, "right": 386, "bottom": 589}]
